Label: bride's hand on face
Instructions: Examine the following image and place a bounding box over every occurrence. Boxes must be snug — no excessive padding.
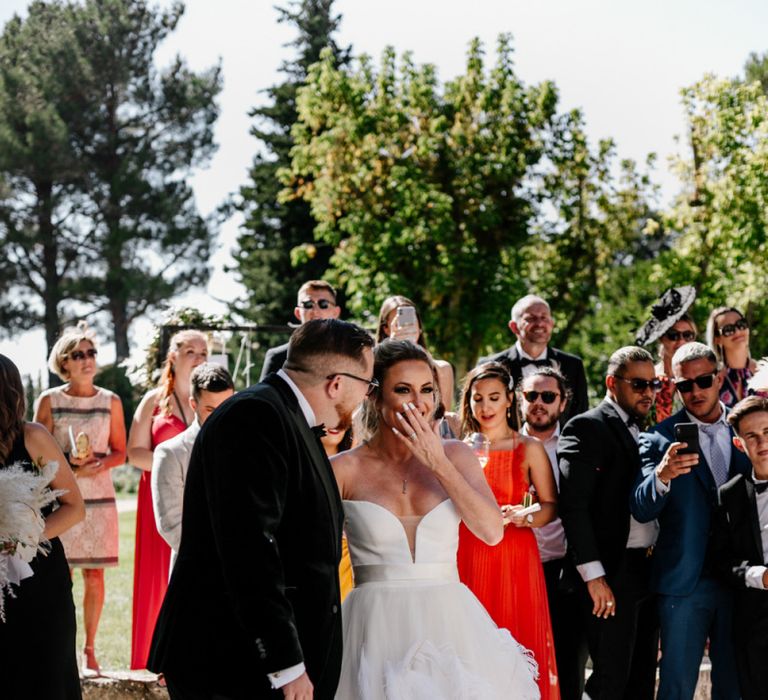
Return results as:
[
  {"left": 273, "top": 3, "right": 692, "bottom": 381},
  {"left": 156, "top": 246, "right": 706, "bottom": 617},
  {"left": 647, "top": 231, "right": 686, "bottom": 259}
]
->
[{"left": 392, "top": 401, "right": 446, "bottom": 471}]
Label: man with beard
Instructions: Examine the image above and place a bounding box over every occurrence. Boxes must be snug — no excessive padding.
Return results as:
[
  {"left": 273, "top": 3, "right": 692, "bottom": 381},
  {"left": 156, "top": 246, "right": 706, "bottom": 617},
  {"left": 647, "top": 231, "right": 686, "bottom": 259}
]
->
[
  {"left": 519, "top": 367, "right": 581, "bottom": 700},
  {"left": 558, "top": 346, "right": 660, "bottom": 699},
  {"left": 149, "top": 319, "right": 376, "bottom": 700},
  {"left": 631, "top": 342, "right": 748, "bottom": 700},
  {"left": 482, "top": 294, "right": 589, "bottom": 423}
]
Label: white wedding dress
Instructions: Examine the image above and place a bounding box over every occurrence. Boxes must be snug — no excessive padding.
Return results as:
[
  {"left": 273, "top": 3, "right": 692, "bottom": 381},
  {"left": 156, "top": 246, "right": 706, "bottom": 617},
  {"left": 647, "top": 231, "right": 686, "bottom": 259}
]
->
[{"left": 336, "top": 498, "right": 540, "bottom": 700}]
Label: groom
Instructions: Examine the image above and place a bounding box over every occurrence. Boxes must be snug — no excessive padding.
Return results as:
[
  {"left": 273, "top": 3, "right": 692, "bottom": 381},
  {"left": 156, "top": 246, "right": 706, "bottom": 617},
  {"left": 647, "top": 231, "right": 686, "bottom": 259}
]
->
[{"left": 149, "top": 319, "right": 375, "bottom": 699}]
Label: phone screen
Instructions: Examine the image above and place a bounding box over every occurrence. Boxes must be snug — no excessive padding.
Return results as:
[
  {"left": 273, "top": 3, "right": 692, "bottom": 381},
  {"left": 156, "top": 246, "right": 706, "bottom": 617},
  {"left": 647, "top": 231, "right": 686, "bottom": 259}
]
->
[
  {"left": 396, "top": 306, "right": 418, "bottom": 329},
  {"left": 674, "top": 422, "right": 700, "bottom": 456}
]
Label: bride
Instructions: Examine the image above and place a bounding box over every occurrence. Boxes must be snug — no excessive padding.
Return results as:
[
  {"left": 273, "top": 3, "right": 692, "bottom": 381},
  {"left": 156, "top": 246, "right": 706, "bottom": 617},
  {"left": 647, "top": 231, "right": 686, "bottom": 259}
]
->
[{"left": 331, "top": 340, "right": 540, "bottom": 699}]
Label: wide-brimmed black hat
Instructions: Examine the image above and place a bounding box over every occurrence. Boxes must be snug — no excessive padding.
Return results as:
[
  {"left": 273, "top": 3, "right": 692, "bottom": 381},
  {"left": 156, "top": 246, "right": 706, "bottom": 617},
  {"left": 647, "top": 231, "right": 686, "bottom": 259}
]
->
[{"left": 635, "top": 286, "right": 696, "bottom": 346}]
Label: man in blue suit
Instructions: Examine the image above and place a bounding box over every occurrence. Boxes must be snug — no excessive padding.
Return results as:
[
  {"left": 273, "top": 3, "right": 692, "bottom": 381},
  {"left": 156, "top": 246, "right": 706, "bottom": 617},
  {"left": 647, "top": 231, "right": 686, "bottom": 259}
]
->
[{"left": 631, "top": 342, "right": 750, "bottom": 699}]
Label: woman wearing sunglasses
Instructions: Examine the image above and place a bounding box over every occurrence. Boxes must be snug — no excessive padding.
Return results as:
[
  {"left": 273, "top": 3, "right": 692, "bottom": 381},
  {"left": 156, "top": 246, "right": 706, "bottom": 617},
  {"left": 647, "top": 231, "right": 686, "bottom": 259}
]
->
[
  {"left": 34, "top": 322, "right": 126, "bottom": 676},
  {"left": 706, "top": 306, "right": 757, "bottom": 407},
  {"left": 456, "top": 362, "right": 560, "bottom": 699}
]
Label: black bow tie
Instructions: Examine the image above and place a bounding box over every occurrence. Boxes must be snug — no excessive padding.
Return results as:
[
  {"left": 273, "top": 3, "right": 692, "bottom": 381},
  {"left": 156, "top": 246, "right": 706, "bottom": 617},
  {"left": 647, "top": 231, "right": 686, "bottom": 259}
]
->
[
  {"left": 520, "top": 357, "right": 550, "bottom": 368},
  {"left": 754, "top": 480, "right": 768, "bottom": 495},
  {"left": 626, "top": 415, "right": 645, "bottom": 431},
  {"left": 311, "top": 424, "right": 327, "bottom": 439}
]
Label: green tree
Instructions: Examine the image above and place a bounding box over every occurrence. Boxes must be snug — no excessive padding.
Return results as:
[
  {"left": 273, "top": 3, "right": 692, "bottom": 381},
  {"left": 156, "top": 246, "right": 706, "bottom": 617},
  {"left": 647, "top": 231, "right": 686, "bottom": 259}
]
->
[
  {"left": 745, "top": 50, "right": 768, "bottom": 95},
  {"left": 284, "top": 37, "right": 558, "bottom": 375},
  {"left": 232, "top": 0, "right": 349, "bottom": 336}
]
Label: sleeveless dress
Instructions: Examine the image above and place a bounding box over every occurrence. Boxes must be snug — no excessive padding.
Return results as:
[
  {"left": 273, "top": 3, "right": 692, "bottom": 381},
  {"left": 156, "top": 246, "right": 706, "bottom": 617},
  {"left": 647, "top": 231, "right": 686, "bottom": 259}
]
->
[
  {"left": 40, "top": 385, "right": 119, "bottom": 567},
  {"left": 0, "top": 434, "right": 81, "bottom": 699},
  {"left": 457, "top": 446, "right": 560, "bottom": 700},
  {"left": 130, "top": 411, "right": 184, "bottom": 669},
  {"left": 338, "top": 498, "right": 540, "bottom": 699}
]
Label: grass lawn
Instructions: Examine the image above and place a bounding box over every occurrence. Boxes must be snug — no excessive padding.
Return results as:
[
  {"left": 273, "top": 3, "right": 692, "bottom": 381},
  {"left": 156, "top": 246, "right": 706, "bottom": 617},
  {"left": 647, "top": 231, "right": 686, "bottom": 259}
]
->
[{"left": 72, "top": 502, "right": 136, "bottom": 671}]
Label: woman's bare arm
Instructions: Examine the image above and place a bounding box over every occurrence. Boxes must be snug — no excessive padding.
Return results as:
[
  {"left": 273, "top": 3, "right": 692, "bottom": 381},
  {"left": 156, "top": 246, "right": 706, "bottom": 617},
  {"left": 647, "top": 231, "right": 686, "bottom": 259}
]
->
[{"left": 127, "top": 388, "right": 159, "bottom": 471}]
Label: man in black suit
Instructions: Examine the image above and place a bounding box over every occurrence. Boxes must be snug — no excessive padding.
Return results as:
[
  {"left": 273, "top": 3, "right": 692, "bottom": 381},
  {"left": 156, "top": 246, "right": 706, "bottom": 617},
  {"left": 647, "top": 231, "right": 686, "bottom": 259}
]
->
[
  {"left": 259, "top": 280, "right": 341, "bottom": 381},
  {"left": 713, "top": 396, "right": 768, "bottom": 700},
  {"left": 149, "top": 319, "right": 375, "bottom": 700},
  {"left": 482, "top": 294, "right": 589, "bottom": 422},
  {"left": 558, "top": 346, "right": 660, "bottom": 699}
]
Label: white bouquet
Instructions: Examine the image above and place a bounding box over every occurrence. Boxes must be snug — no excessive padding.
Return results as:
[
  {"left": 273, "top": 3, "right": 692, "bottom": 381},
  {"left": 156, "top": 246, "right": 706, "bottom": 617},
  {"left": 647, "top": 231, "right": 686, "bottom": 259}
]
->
[{"left": 0, "top": 460, "right": 64, "bottom": 621}]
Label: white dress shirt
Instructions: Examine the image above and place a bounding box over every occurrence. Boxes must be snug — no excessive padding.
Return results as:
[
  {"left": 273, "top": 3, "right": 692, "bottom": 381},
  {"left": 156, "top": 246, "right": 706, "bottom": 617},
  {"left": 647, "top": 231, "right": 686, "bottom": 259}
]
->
[
  {"left": 515, "top": 340, "right": 550, "bottom": 381},
  {"left": 746, "top": 471, "right": 768, "bottom": 590},
  {"left": 265, "top": 370, "right": 318, "bottom": 689},
  {"left": 521, "top": 423, "right": 567, "bottom": 562}
]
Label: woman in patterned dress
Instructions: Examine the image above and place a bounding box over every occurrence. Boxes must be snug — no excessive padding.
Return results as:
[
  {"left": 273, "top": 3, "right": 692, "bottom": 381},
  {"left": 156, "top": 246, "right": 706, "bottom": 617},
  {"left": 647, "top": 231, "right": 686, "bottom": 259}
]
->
[
  {"left": 35, "top": 323, "right": 126, "bottom": 675},
  {"left": 706, "top": 306, "right": 758, "bottom": 407},
  {"left": 127, "top": 329, "right": 208, "bottom": 670}
]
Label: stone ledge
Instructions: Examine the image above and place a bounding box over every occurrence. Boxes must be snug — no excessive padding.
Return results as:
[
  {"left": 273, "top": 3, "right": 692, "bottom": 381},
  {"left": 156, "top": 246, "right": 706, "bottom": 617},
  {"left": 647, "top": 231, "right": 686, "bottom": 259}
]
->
[{"left": 81, "top": 671, "right": 168, "bottom": 699}]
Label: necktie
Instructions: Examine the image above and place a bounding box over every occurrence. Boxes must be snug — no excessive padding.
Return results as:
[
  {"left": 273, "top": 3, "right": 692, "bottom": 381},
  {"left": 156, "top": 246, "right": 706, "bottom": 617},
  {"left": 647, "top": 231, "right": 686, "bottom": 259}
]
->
[
  {"left": 311, "top": 424, "right": 327, "bottom": 439},
  {"left": 626, "top": 414, "right": 645, "bottom": 431},
  {"left": 753, "top": 480, "right": 768, "bottom": 495},
  {"left": 700, "top": 423, "right": 729, "bottom": 487},
  {"left": 520, "top": 357, "right": 550, "bottom": 368}
]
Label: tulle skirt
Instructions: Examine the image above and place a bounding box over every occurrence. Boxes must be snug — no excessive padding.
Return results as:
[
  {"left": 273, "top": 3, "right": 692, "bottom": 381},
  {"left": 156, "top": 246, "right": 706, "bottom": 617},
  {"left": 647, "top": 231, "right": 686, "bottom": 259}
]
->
[{"left": 336, "top": 578, "right": 540, "bottom": 700}]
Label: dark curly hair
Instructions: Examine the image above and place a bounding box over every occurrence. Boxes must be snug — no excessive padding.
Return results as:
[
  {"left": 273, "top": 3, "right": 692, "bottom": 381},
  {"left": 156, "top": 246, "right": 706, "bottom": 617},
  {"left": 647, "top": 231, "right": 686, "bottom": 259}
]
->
[{"left": 0, "top": 354, "right": 26, "bottom": 464}]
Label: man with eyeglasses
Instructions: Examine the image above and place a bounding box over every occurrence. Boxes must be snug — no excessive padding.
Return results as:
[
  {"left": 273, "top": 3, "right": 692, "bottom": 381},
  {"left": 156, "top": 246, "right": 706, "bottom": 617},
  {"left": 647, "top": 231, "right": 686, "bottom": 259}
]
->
[
  {"left": 482, "top": 294, "right": 589, "bottom": 424},
  {"left": 519, "top": 367, "right": 583, "bottom": 700},
  {"left": 149, "top": 319, "right": 375, "bottom": 700},
  {"left": 558, "top": 346, "right": 660, "bottom": 700},
  {"left": 259, "top": 280, "right": 341, "bottom": 381},
  {"left": 630, "top": 342, "right": 749, "bottom": 700}
]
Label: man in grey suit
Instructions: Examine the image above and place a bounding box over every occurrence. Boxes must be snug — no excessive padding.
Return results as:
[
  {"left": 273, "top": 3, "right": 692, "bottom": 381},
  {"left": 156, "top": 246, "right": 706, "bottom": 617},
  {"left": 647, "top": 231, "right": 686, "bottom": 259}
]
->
[
  {"left": 259, "top": 280, "right": 341, "bottom": 381},
  {"left": 151, "top": 363, "right": 235, "bottom": 570}
]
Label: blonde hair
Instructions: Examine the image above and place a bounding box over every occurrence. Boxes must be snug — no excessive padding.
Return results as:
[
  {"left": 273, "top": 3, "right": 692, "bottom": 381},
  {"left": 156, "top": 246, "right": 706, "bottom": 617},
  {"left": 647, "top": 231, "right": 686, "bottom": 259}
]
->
[
  {"left": 157, "top": 329, "right": 209, "bottom": 416},
  {"left": 47, "top": 321, "right": 98, "bottom": 380}
]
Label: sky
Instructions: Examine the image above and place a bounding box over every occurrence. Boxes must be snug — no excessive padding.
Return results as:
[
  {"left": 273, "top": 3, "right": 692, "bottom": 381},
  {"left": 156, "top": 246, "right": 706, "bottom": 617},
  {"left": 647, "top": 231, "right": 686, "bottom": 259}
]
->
[{"left": 1, "top": 0, "right": 767, "bottom": 382}]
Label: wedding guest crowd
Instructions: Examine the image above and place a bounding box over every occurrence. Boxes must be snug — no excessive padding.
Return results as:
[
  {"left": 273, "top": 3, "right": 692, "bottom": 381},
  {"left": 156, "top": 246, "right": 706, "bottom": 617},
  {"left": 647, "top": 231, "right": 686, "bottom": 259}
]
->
[{"left": 6, "top": 279, "right": 768, "bottom": 700}]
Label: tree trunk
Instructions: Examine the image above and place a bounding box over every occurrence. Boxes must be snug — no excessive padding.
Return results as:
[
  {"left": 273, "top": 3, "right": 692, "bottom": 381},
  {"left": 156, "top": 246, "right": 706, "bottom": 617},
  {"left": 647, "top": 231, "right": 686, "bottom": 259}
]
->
[{"left": 36, "top": 180, "right": 62, "bottom": 387}]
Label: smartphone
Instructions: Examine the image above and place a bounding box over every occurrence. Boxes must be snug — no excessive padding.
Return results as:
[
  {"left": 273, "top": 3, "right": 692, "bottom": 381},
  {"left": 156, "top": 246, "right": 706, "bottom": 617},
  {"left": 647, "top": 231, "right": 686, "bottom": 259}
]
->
[
  {"left": 396, "top": 305, "right": 418, "bottom": 331},
  {"left": 674, "top": 422, "right": 700, "bottom": 456}
]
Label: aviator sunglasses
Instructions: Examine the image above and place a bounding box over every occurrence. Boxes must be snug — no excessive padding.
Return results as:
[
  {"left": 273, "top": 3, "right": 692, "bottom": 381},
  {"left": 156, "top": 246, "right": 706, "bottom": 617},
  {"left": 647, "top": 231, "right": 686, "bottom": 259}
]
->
[
  {"left": 612, "top": 376, "right": 662, "bottom": 392},
  {"left": 68, "top": 348, "right": 98, "bottom": 361},
  {"left": 298, "top": 299, "right": 335, "bottom": 310},
  {"left": 663, "top": 329, "right": 696, "bottom": 342},
  {"left": 716, "top": 318, "right": 749, "bottom": 337},
  {"left": 522, "top": 390, "right": 560, "bottom": 404},
  {"left": 674, "top": 372, "right": 717, "bottom": 394}
]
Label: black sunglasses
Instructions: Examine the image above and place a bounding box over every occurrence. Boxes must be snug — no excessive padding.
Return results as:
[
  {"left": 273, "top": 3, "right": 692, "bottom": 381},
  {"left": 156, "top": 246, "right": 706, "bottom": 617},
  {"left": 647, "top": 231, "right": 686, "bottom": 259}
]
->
[
  {"left": 674, "top": 372, "right": 717, "bottom": 394},
  {"left": 612, "top": 376, "right": 662, "bottom": 392},
  {"left": 327, "top": 372, "right": 379, "bottom": 397},
  {"left": 522, "top": 390, "right": 560, "bottom": 404},
  {"left": 663, "top": 329, "right": 696, "bottom": 342},
  {"left": 298, "top": 299, "right": 335, "bottom": 310},
  {"left": 69, "top": 348, "right": 98, "bottom": 361},
  {"left": 716, "top": 318, "right": 749, "bottom": 337}
]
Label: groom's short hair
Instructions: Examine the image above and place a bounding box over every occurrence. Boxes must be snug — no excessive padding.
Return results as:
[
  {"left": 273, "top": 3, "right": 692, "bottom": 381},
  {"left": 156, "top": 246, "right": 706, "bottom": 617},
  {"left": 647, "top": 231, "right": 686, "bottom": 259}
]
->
[{"left": 285, "top": 319, "right": 374, "bottom": 375}]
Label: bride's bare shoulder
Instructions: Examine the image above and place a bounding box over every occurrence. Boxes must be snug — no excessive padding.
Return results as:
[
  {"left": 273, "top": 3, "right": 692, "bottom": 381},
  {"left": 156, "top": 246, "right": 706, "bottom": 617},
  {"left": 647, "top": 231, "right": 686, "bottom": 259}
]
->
[{"left": 330, "top": 443, "right": 368, "bottom": 473}]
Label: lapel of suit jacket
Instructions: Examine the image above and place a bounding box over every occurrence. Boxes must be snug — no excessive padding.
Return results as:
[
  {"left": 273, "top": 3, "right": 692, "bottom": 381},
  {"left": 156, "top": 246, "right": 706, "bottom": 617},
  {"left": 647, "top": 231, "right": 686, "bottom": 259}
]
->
[
  {"left": 741, "top": 478, "right": 766, "bottom": 564},
  {"left": 264, "top": 375, "right": 343, "bottom": 550},
  {"left": 504, "top": 346, "right": 523, "bottom": 388},
  {"left": 599, "top": 400, "right": 641, "bottom": 473}
]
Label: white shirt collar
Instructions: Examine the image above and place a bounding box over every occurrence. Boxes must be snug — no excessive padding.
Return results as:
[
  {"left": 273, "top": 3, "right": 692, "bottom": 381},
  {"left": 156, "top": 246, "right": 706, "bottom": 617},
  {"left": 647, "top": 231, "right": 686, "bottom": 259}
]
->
[
  {"left": 605, "top": 394, "right": 631, "bottom": 424},
  {"left": 684, "top": 402, "right": 728, "bottom": 429},
  {"left": 515, "top": 339, "right": 548, "bottom": 362},
  {"left": 753, "top": 470, "right": 768, "bottom": 486},
  {"left": 521, "top": 421, "right": 560, "bottom": 443},
  {"left": 277, "top": 368, "right": 317, "bottom": 428}
]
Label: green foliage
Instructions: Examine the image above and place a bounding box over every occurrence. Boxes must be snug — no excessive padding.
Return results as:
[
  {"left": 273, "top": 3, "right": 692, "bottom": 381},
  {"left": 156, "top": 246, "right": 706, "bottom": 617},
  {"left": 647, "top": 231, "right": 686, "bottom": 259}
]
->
[
  {"left": 745, "top": 50, "right": 768, "bottom": 95},
  {"left": 232, "top": 0, "right": 349, "bottom": 340}
]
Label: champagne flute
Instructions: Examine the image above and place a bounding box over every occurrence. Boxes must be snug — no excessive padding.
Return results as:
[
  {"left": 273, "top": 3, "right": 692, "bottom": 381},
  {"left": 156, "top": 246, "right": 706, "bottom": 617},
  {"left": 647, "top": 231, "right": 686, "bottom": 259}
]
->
[{"left": 464, "top": 432, "right": 490, "bottom": 469}]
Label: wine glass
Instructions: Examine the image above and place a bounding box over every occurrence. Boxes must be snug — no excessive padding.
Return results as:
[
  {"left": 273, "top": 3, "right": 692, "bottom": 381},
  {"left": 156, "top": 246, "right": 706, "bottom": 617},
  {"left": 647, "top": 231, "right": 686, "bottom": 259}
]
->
[{"left": 464, "top": 432, "right": 490, "bottom": 469}]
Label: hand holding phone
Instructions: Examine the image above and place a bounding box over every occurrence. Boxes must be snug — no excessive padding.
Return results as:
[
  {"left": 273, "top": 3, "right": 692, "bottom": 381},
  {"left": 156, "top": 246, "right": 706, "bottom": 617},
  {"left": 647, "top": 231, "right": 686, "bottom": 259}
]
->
[
  {"left": 674, "top": 422, "right": 700, "bottom": 456},
  {"left": 656, "top": 422, "right": 700, "bottom": 484}
]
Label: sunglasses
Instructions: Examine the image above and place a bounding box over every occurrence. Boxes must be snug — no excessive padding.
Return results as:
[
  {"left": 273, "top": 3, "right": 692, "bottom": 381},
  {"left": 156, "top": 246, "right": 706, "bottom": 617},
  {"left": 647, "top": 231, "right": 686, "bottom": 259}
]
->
[
  {"left": 674, "top": 372, "right": 717, "bottom": 394},
  {"left": 69, "top": 348, "right": 98, "bottom": 361},
  {"left": 326, "top": 372, "right": 380, "bottom": 397},
  {"left": 522, "top": 390, "right": 560, "bottom": 404},
  {"left": 612, "top": 376, "right": 662, "bottom": 392},
  {"left": 298, "top": 299, "right": 335, "bottom": 310},
  {"left": 716, "top": 318, "right": 749, "bottom": 337},
  {"left": 663, "top": 329, "right": 696, "bottom": 342}
]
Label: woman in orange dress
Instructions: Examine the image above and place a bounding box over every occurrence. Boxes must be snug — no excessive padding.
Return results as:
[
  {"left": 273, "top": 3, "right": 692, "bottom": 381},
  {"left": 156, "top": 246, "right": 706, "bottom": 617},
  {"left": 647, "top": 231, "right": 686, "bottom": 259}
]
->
[
  {"left": 457, "top": 361, "right": 561, "bottom": 700},
  {"left": 127, "top": 329, "right": 208, "bottom": 670}
]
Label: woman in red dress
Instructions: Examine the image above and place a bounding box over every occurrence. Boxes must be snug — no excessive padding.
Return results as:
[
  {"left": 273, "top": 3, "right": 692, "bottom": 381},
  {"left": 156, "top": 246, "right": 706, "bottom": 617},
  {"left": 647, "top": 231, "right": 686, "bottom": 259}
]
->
[
  {"left": 127, "top": 329, "right": 208, "bottom": 669},
  {"left": 457, "top": 362, "right": 561, "bottom": 700}
]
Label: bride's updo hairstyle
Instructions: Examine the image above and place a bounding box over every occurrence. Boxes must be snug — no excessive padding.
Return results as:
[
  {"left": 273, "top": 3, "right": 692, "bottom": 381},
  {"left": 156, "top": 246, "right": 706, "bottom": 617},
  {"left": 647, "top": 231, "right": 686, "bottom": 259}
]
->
[
  {"left": 358, "top": 339, "right": 442, "bottom": 440},
  {"left": 458, "top": 362, "right": 517, "bottom": 437}
]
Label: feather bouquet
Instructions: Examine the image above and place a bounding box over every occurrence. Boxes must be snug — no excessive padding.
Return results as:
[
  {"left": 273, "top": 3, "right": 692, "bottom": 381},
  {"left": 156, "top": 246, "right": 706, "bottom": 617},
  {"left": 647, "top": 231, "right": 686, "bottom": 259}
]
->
[
  {"left": 0, "top": 460, "right": 63, "bottom": 621},
  {"left": 748, "top": 358, "right": 768, "bottom": 393}
]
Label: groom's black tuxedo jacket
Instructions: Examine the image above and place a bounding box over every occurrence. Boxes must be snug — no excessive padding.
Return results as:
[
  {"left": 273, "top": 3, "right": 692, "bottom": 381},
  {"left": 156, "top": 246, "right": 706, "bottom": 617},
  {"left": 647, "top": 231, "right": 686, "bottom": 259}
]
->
[
  {"left": 149, "top": 374, "right": 344, "bottom": 699},
  {"left": 483, "top": 345, "right": 589, "bottom": 423}
]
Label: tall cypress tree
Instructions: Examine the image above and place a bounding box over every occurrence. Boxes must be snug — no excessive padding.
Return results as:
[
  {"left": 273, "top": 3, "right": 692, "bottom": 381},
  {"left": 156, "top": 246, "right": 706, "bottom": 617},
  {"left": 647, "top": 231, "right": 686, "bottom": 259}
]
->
[{"left": 232, "top": 0, "right": 349, "bottom": 328}]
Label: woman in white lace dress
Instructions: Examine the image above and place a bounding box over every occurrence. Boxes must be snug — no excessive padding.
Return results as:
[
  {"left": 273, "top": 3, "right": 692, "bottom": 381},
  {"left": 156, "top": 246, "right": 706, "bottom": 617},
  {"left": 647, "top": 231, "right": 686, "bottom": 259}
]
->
[
  {"left": 35, "top": 322, "right": 126, "bottom": 675},
  {"left": 331, "top": 340, "right": 540, "bottom": 699}
]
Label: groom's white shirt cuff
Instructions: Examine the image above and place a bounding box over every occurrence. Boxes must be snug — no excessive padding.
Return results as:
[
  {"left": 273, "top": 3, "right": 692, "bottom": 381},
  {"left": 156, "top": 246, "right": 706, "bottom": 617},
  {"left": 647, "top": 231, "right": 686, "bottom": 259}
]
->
[
  {"left": 268, "top": 662, "right": 306, "bottom": 689},
  {"left": 267, "top": 370, "right": 316, "bottom": 688}
]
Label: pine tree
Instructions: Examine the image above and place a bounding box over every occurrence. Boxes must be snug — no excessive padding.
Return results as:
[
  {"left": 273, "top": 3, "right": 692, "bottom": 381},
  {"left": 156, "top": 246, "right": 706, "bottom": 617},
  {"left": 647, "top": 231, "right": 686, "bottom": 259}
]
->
[{"left": 232, "top": 0, "right": 349, "bottom": 331}]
